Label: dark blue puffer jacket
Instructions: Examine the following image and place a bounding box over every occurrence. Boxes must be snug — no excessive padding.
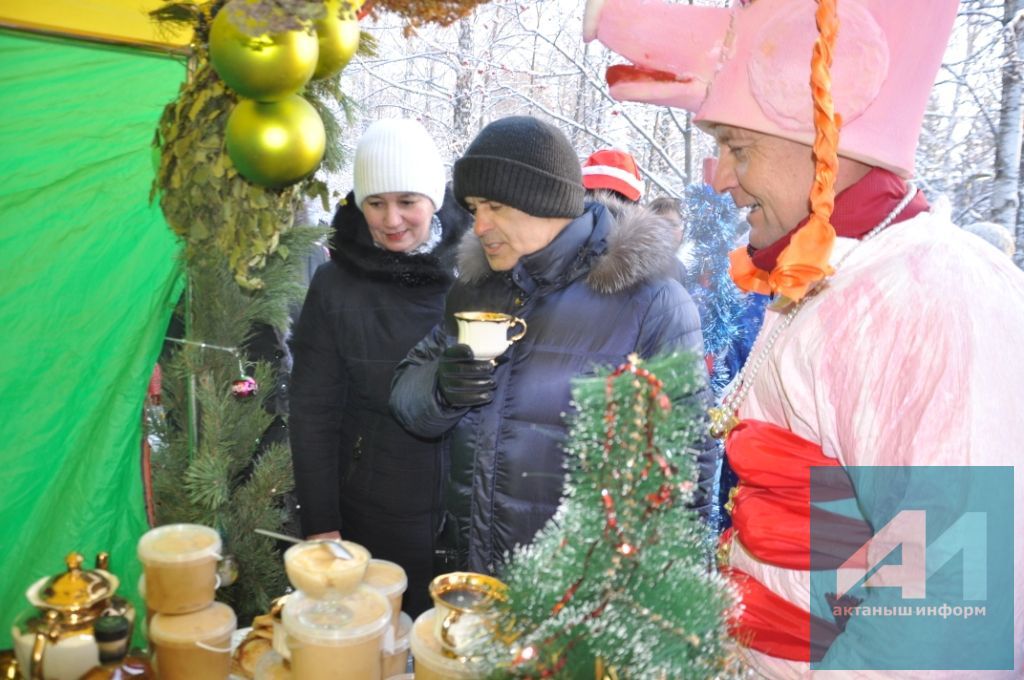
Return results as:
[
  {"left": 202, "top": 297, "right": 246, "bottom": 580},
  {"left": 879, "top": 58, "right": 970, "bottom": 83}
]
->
[{"left": 390, "top": 200, "right": 717, "bottom": 574}]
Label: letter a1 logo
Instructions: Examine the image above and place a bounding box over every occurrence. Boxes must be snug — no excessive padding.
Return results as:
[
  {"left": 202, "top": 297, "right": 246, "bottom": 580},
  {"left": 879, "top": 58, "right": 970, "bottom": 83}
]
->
[{"left": 836, "top": 510, "right": 987, "bottom": 601}]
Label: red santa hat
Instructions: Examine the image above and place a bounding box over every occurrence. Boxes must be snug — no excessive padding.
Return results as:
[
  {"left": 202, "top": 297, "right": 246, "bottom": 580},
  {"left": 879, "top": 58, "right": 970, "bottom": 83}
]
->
[{"left": 581, "top": 149, "right": 644, "bottom": 202}]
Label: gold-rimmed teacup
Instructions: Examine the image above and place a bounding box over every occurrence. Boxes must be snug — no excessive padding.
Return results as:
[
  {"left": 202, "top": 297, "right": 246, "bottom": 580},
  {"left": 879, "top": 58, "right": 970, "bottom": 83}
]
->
[
  {"left": 428, "top": 572, "right": 507, "bottom": 657},
  {"left": 454, "top": 312, "right": 527, "bottom": 360}
]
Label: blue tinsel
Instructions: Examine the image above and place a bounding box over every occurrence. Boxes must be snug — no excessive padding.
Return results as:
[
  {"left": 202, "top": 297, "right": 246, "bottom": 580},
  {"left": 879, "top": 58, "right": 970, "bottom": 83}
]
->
[
  {"left": 682, "top": 183, "right": 769, "bottom": 394},
  {"left": 682, "top": 183, "right": 771, "bottom": 531}
]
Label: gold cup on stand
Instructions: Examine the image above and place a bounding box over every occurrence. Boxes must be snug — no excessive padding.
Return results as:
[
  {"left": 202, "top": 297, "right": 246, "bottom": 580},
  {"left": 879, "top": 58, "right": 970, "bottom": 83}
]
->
[{"left": 428, "top": 572, "right": 507, "bottom": 658}]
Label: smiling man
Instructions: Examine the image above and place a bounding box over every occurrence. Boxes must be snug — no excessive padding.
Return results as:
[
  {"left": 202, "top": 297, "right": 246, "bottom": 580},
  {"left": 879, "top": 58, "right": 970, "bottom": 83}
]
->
[
  {"left": 389, "top": 115, "right": 717, "bottom": 576},
  {"left": 709, "top": 125, "right": 869, "bottom": 250}
]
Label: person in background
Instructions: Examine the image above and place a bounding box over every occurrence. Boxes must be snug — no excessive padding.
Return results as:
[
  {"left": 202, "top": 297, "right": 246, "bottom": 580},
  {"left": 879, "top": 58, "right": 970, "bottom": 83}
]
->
[
  {"left": 389, "top": 115, "right": 718, "bottom": 575},
  {"left": 649, "top": 195, "right": 690, "bottom": 289},
  {"left": 289, "top": 119, "right": 472, "bottom": 616},
  {"left": 587, "top": 0, "right": 1024, "bottom": 674},
  {"left": 581, "top": 147, "right": 645, "bottom": 203},
  {"left": 961, "top": 220, "right": 1016, "bottom": 258},
  {"left": 583, "top": 152, "right": 688, "bottom": 288},
  {"left": 648, "top": 195, "right": 684, "bottom": 250}
]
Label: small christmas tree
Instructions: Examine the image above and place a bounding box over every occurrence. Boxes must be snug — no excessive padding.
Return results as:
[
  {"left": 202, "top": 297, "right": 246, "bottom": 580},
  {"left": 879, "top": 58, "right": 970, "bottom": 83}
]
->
[
  {"left": 148, "top": 225, "right": 323, "bottom": 621},
  {"left": 481, "top": 353, "right": 738, "bottom": 679}
]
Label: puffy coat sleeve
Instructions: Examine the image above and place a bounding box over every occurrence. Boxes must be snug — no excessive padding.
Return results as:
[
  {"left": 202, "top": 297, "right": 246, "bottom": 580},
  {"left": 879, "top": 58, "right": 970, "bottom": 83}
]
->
[
  {"left": 288, "top": 264, "right": 346, "bottom": 536},
  {"left": 390, "top": 322, "right": 469, "bottom": 438},
  {"left": 637, "top": 280, "right": 719, "bottom": 522},
  {"left": 636, "top": 279, "right": 704, "bottom": 357}
]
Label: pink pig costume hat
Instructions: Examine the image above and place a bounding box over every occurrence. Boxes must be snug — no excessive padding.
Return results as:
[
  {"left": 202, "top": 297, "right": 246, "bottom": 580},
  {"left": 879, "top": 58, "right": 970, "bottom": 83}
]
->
[{"left": 583, "top": 0, "right": 959, "bottom": 178}]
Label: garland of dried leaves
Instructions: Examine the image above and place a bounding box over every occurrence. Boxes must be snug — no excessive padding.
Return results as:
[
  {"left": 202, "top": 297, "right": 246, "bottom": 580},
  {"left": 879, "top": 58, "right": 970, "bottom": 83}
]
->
[
  {"left": 364, "top": 0, "right": 493, "bottom": 30},
  {"left": 150, "top": 2, "right": 354, "bottom": 289},
  {"left": 150, "top": 0, "right": 485, "bottom": 288},
  {"left": 152, "top": 58, "right": 321, "bottom": 289}
]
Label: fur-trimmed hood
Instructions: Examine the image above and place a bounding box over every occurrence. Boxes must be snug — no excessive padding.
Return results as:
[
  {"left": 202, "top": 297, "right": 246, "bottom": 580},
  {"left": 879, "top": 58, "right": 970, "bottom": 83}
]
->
[
  {"left": 455, "top": 194, "right": 681, "bottom": 294},
  {"left": 328, "top": 185, "right": 472, "bottom": 287}
]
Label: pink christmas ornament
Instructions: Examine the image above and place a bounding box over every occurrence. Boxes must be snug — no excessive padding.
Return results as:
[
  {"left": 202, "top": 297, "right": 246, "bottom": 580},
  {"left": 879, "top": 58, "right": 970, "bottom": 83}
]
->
[{"left": 232, "top": 376, "right": 259, "bottom": 399}]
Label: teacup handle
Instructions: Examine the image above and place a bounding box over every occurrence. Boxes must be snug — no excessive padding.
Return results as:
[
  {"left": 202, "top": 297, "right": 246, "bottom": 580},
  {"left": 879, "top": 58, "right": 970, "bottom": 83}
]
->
[
  {"left": 29, "top": 632, "right": 47, "bottom": 680},
  {"left": 439, "top": 609, "right": 462, "bottom": 650},
  {"left": 438, "top": 609, "right": 491, "bottom": 655},
  {"left": 30, "top": 611, "right": 60, "bottom": 680},
  {"left": 507, "top": 317, "right": 527, "bottom": 343}
]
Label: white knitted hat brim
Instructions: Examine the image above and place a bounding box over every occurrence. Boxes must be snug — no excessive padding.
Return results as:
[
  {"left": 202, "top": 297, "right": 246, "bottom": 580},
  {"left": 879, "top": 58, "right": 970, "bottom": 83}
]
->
[{"left": 353, "top": 119, "right": 446, "bottom": 211}]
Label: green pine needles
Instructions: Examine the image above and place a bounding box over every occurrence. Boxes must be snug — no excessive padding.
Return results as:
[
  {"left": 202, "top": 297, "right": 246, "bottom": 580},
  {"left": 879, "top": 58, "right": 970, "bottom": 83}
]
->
[
  {"left": 147, "top": 225, "right": 325, "bottom": 621},
  {"left": 481, "top": 353, "right": 738, "bottom": 679}
]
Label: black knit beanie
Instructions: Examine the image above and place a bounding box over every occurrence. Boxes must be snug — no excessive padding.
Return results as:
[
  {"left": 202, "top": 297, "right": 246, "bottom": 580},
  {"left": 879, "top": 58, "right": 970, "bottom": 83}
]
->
[{"left": 453, "top": 116, "right": 585, "bottom": 218}]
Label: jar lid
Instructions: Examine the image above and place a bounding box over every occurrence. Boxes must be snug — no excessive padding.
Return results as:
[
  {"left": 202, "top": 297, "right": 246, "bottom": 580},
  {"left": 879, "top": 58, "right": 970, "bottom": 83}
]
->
[
  {"left": 253, "top": 651, "right": 290, "bottom": 680},
  {"left": 138, "top": 524, "right": 221, "bottom": 564},
  {"left": 28, "top": 553, "right": 117, "bottom": 612},
  {"left": 363, "top": 559, "right": 408, "bottom": 598},
  {"left": 382, "top": 611, "right": 413, "bottom": 654},
  {"left": 149, "top": 602, "right": 236, "bottom": 645},
  {"left": 282, "top": 586, "right": 389, "bottom": 645}
]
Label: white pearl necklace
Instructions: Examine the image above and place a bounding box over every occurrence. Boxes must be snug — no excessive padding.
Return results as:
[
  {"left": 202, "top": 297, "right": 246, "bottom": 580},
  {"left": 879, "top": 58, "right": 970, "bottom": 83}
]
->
[{"left": 707, "top": 182, "right": 919, "bottom": 439}]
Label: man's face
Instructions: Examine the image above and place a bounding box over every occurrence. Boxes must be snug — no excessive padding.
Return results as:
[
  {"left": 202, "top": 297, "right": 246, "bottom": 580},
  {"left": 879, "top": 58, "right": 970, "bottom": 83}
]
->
[
  {"left": 464, "top": 197, "right": 569, "bottom": 271},
  {"left": 710, "top": 125, "right": 816, "bottom": 249}
]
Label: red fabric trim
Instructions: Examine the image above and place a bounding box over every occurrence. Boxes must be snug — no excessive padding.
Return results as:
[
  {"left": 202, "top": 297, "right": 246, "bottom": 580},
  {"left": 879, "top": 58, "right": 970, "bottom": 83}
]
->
[
  {"left": 720, "top": 421, "right": 875, "bottom": 663},
  {"left": 723, "top": 564, "right": 814, "bottom": 661},
  {"left": 750, "top": 167, "right": 930, "bottom": 271},
  {"left": 727, "top": 419, "right": 840, "bottom": 486},
  {"left": 725, "top": 419, "right": 871, "bottom": 569},
  {"left": 722, "top": 564, "right": 841, "bottom": 662}
]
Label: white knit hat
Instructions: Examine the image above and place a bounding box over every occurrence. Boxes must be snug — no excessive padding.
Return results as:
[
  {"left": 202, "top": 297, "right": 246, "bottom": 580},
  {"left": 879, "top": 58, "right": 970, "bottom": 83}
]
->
[{"left": 353, "top": 119, "right": 446, "bottom": 211}]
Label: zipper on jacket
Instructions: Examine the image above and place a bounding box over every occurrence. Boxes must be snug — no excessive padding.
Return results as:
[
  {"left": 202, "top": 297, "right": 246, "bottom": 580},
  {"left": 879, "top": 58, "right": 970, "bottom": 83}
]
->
[{"left": 346, "top": 435, "right": 363, "bottom": 482}]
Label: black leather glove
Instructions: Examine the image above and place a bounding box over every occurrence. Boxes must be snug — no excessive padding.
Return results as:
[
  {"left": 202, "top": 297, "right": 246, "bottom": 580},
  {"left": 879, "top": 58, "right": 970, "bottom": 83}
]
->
[{"left": 437, "top": 343, "right": 497, "bottom": 408}]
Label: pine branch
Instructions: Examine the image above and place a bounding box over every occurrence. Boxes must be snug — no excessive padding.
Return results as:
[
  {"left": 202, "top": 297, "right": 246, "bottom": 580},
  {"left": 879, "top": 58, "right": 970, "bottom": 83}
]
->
[
  {"left": 148, "top": 229, "right": 325, "bottom": 624},
  {"left": 185, "top": 452, "right": 233, "bottom": 511}
]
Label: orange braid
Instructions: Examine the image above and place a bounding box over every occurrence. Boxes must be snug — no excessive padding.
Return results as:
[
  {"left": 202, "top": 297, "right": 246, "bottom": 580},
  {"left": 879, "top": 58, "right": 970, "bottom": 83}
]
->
[{"left": 769, "top": 0, "right": 840, "bottom": 302}]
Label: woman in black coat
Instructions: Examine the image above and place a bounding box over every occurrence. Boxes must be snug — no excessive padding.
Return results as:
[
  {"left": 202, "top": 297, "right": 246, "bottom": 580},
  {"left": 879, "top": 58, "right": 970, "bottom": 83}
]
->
[{"left": 288, "top": 119, "right": 471, "bottom": 616}]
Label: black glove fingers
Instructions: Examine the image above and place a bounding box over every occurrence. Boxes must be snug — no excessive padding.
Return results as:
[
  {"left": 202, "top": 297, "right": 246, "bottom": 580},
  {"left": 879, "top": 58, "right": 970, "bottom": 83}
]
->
[{"left": 437, "top": 342, "right": 500, "bottom": 408}]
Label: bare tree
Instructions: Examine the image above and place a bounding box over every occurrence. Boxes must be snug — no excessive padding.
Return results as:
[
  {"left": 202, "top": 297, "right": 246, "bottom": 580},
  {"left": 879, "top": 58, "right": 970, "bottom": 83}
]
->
[
  {"left": 452, "top": 17, "right": 476, "bottom": 154},
  {"left": 314, "top": 0, "right": 1018, "bottom": 262},
  {"left": 991, "top": 0, "right": 1024, "bottom": 242}
]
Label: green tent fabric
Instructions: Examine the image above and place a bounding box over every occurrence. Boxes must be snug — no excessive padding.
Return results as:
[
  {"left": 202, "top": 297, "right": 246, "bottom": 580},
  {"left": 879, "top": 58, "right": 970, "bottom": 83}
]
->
[{"left": 0, "top": 30, "right": 184, "bottom": 645}]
